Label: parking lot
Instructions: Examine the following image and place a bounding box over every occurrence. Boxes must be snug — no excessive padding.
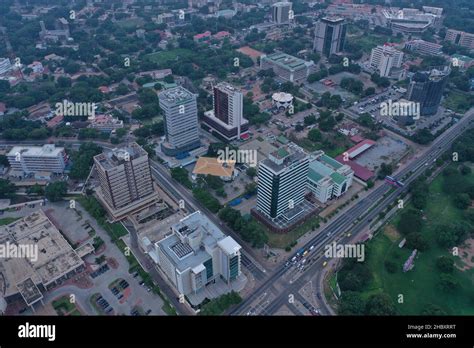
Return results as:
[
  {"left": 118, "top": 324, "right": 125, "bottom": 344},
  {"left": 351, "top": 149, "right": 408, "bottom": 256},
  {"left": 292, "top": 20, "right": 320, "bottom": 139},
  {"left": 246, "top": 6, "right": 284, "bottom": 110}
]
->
[{"left": 354, "top": 135, "right": 409, "bottom": 171}]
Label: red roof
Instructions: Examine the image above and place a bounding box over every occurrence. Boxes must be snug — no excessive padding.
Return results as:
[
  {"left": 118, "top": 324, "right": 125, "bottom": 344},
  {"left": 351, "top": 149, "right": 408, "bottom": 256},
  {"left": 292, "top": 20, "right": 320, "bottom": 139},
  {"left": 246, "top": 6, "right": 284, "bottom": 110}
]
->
[
  {"left": 240, "top": 132, "right": 250, "bottom": 140},
  {"left": 213, "top": 31, "right": 230, "bottom": 39},
  {"left": 194, "top": 31, "right": 211, "bottom": 40},
  {"left": 336, "top": 155, "right": 374, "bottom": 181},
  {"left": 350, "top": 135, "right": 364, "bottom": 143}
]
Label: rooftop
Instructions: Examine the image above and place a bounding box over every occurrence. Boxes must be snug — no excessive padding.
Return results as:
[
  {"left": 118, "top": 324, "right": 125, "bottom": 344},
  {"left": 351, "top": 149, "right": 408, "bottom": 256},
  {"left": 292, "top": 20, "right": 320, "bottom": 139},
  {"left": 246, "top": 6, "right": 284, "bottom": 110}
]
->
[
  {"left": 263, "top": 52, "right": 312, "bottom": 71},
  {"left": 158, "top": 86, "right": 195, "bottom": 105},
  {"left": 158, "top": 211, "right": 240, "bottom": 272},
  {"left": 94, "top": 142, "right": 147, "bottom": 170},
  {"left": 7, "top": 145, "right": 64, "bottom": 158},
  {"left": 0, "top": 210, "right": 84, "bottom": 299},
  {"left": 192, "top": 157, "right": 235, "bottom": 178}
]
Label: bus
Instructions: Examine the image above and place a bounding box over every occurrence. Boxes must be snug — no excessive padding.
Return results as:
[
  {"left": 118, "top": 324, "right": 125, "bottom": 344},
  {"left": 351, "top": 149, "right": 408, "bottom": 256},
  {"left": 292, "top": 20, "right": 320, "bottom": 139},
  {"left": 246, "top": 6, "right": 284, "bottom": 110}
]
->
[{"left": 385, "top": 176, "right": 404, "bottom": 188}]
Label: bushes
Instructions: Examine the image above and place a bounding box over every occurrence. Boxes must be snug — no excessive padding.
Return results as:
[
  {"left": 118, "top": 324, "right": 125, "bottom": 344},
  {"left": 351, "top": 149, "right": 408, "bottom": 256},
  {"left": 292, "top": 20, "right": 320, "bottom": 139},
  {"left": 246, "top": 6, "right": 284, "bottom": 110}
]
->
[{"left": 199, "top": 291, "right": 242, "bottom": 315}]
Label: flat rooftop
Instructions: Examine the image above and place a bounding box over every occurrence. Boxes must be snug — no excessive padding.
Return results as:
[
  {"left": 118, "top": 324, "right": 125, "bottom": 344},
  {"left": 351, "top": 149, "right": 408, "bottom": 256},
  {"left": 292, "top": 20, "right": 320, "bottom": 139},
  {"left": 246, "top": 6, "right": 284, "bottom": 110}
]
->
[
  {"left": 158, "top": 211, "right": 239, "bottom": 272},
  {"left": 158, "top": 86, "right": 195, "bottom": 105},
  {"left": 261, "top": 144, "right": 308, "bottom": 173},
  {"left": 0, "top": 210, "right": 84, "bottom": 299},
  {"left": 7, "top": 144, "right": 64, "bottom": 158},
  {"left": 94, "top": 142, "right": 147, "bottom": 170},
  {"left": 263, "top": 52, "right": 312, "bottom": 71}
]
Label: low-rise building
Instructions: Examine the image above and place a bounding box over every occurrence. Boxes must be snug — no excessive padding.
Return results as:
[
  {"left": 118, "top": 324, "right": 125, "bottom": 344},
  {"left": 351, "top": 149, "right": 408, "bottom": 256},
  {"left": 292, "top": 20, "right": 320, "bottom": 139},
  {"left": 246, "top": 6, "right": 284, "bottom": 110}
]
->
[
  {"left": 260, "top": 52, "right": 316, "bottom": 83},
  {"left": 445, "top": 29, "right": 474, "bottom": 49},
  {"left": 0, "top": 210, "right": 85, "bottom": 308},
  {"left": 307, "top": 153, "right": 353, "bottom": 203},
  {"left": 7, "top": 144, "right": 68, "bottom": 177},
  {"left": 404, "top": 39, "right": 442, "bottom": 56},
  {"left": 88, "top": 114, "right": 124, "bottom": 133}
]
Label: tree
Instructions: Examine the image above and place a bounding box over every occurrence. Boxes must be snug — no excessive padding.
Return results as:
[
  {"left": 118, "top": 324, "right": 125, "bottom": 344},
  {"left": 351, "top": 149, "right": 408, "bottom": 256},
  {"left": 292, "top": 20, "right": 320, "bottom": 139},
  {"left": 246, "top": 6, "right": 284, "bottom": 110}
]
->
[
  {"left": 0, "top": 155, "right": 9, "bottom": 167},
  {"left": 421, "top": 304, "right": 447, "bottom": 315},
  {"left": 246, "top": 167, "right": 257, "bottom": 178},
  {"left": 453, "top": 193, "right": 470, "bottom": 210},
  {"left": 27, "top": 184, "right": 44, "bottom": 196},
  {"left": 0, "top": 179, "right": 17, "bottom": 199},
  {"left": 338, "top": 291, "right": 366, "bottom": 315},
  {"left": 308, "top": 128, "right": 322, "bottom": 142},
  {"left": 304, "top": 114, "right": 317, "bottom": 126},
  {"left": 170, "top": 167, "right": 192, "bottom": 189},
  {"left": 436, "top": 256, "right": 454, "bottom": 274},
  {"left": 436, "top": 222, "right": 469, "bottom": 248},
  {"left": 378, "top": 162, "right": 393, "bottom": 179},
  {"left": 365, "top": 293, "right": 396, "bottom": 315},
  {"left": 397, "top": 209, "right": 423, "bottom": 236},
  {"left": 45, "top": 181, "right": 67, "bottom": 202},
  {"left": 69, "top": 143, "right": 102, "bottom": 180},
  {"left": 438, "top": 273, "right": 459, "bottom": 292},
  {"left": 245, "top": 182, "right": 257, "bottom": 196},
  {"left": 460, "top": 165, "right": 471, "bottom": 175},
  {"left": 406, "top": 232, "right": 429, "bottom": 251}
]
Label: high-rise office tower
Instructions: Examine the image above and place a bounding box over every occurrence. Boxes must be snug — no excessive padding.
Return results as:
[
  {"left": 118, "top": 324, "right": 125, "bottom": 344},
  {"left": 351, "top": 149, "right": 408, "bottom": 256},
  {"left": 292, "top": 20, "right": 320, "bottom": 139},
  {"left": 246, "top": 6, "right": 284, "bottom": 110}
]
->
[
  {"left": 272, "top": 1, "right": 292, "bottom": 24},
  {"left": 94, "top": 143, "right": 159, "bottom": 220},
  {"left": 257, "top": 146, "right": 309, "bottom": 220},
  {"left": 202, "top": 82, "right": 249, "bottom": 141},
  {"left": 313, "top": 17, "right": 347, "bottom": 57},
  {"left": 158, "top": 86, "right": 200, "bottom": 156},
  {"left": 369, "top": 45, "right": 404, "bottom": 77},
  {"left": 407, "top": 67, "right": 449, "bottom": 116}
]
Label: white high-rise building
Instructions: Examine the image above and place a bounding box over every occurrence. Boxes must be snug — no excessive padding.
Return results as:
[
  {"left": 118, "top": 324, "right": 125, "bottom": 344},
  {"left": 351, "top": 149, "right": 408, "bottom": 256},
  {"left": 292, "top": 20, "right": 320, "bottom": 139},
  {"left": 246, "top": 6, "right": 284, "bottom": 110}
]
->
[
  {"left": 369, "top": 45, "right": 404, "bottom": 77},
  {"left": 257, "top": 145, "right": 309, "bottom": 220},
  {"left": 202, "top": 82, "right": 249, "bottom": 141},
  {"left": 272, "top": 1, "right": 292, "bottom": 24},
  {"left": 158, "top": 86, "right": 200, "bottom": 156}
]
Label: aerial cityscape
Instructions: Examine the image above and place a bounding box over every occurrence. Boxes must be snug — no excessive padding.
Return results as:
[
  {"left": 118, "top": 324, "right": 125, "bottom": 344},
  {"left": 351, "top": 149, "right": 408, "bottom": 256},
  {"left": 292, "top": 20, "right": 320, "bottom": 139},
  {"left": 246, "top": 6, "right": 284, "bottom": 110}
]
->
[{"left": 0, "top": 0, "right": 473, "bottom": 343}]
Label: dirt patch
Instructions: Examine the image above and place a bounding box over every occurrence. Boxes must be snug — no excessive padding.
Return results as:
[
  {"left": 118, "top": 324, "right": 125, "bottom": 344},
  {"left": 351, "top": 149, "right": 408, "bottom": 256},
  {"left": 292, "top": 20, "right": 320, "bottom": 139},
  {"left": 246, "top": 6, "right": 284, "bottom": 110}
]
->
[
  {"left": 384, "top": 225, "right": 400, "bottom": 242},
  {"left": 456, "top": 238, "right": 474, "bottom": 271}
]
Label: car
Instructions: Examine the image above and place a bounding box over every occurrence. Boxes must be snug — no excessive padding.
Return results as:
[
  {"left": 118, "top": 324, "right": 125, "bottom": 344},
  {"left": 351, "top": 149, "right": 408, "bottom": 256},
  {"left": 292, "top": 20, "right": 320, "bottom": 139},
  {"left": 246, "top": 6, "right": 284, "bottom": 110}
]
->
[
  {"left": 322, "top": 261, "right": 328, "bottom": 267},
  {"left": 317, "top": 292, "right": 322, "bottom": 300},
  {"left": 117, "top": 294, "right": 124, "bottom": 300},
  {"left": 138, "top": 281, "right": 145, "bottom": 286},
  {"left": 145, "top": 309, "right": 152, "bottom": 315}
]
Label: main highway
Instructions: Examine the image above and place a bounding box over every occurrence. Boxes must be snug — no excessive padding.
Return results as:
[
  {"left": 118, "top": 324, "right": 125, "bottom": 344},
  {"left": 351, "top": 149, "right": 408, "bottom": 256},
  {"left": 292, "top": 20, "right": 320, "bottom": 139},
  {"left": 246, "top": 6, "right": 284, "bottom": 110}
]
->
[{"left": 230, "top": 109, "right": 474, "bottom": 315}]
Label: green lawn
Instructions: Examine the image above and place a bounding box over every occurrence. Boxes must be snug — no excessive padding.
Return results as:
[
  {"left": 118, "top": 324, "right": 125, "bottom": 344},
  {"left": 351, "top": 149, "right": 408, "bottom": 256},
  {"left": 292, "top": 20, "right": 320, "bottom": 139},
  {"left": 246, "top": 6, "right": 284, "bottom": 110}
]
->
[
  {"left": 145, "top": 49, "right": 194, "bottom": 65},
  {"left": 265, "top": 216, "right": 320, "bottom": 249},
  {"left": 360, "top": 173, "right": 474, "bottom": 315},
  {"left": 0, "top": 217, "right": 19, "bottom": 225}
]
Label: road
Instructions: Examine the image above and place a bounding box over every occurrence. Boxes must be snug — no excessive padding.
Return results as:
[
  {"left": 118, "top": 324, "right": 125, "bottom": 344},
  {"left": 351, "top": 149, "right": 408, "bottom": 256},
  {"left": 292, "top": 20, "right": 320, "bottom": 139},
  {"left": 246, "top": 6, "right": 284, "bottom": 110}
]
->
[
  {"left": 230, "top": 109, "right": 474, "bottom": 315},
  {"left": 148, "top": 160, "right": 268, "bottom": 282}
]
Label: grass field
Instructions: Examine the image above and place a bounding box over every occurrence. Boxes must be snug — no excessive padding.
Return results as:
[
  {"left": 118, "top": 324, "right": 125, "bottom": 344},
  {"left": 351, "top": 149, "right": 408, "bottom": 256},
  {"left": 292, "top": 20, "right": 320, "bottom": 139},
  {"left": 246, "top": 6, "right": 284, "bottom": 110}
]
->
[
  {"left": 265, "top": 216, "right": 320, "bottom": 249},
  {"left": 145, "top": 49, "right": 194, "bottom": 65},
  {"left": 0, "top": 217, "right": 19, "bottom": 225},
  {"left": 360, "top": 173, "right": 474, "bottom": 315}
]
